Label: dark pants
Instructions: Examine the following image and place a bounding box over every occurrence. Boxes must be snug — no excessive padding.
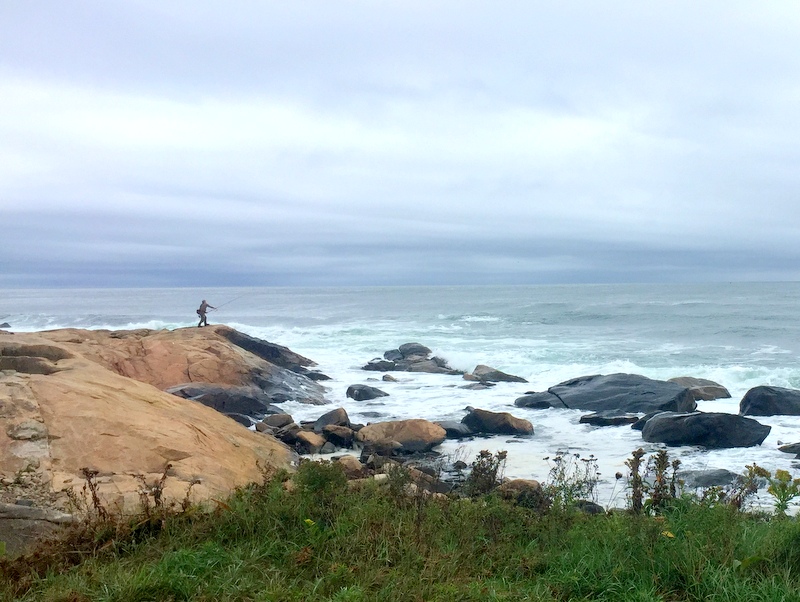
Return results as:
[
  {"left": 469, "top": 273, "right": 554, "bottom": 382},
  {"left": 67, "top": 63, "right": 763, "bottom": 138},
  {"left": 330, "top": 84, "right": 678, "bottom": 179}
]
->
[{"left": 198, "top": 312, "right": 208, "bottom": 327}]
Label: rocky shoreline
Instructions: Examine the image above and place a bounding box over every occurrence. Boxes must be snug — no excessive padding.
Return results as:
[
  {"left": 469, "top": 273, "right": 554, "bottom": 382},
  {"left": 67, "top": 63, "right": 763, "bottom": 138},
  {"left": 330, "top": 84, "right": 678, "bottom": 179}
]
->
[{"left": 3, "top": 327, "right": 800, "bottom": 556}]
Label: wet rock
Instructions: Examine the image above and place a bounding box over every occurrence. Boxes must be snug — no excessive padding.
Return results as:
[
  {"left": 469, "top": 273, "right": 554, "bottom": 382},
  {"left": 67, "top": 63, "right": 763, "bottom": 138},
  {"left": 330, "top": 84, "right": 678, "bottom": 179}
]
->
[
  {"left": 362, "top": 342, "right": 463, "bottom": 375},
  {"left": 314, "top": 407, "right": 351, "bottom": 433},
  {"left": 515, "top": 373, "right": 696, "bottom": 414},
  {"left": 346, "top": 385, "right": 389, "bottom": 401},
  {"left": 668, "top": 376, "right": 731, "bottom": 401},
  {"left": 322, "top": 425, "right": 355, "bottom": 448},
  {"left": 679, "top": 468, "right": 739, "bottom": 488},
  {"left": 778, "top": 442, "right": 800, "bottom": 455},
  {"left": 740, "top": 385, "right": 800, "bottom": 416},
  {"left": 641, "top": 411, "right": 771, "bottom": 448},
  {"left": 166, "top": 384, "right": 288, "bottom": 418},
  {"left": 435, "top": 420, "right": 475, "bottom": 439},
  {"left": 461, "top": 407, "right": 533, "bottom": 435},
  {"left": 630, "top": 411, "right": 663, "bottom": 431},
  {"left": 579, "top": 413, "right": 640, "bottom": 427},
  {"left": 466, "top": 364, "right": 528, "bottom": 383}
]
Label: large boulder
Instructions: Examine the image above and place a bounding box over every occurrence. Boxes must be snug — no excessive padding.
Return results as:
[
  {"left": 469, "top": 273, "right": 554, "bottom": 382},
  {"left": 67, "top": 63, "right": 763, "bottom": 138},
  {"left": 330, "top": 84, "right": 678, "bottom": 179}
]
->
[
  {"left": 466, "top": 365, "right": 528, "bottom": 383},
  {"left": 668, "top": 377, "right": 731, "bottom": 401},
  {"left": 514, "top": 373, "right": 696, "bottom": 414},
  {"left": 314, "top": 408, "right": 351, "bottom": 433},
  {"left": 362, "top": 342, "right": 463, "bottom": 375},
  {"left": 346, "top": 384, "right": 389, "bottom": 401},
  {"left": 739, "top": 386, "right": 800, "bottom": 416},
  {"left": 0, "top": 330, "right": 298, "bottom": 517},
  {"left": 355, "top": 419, "right": 447, "bottom": 453},
  {"left": 461, "top": 408, "right": 533, "bottom": 435},
  {"left": 641, "top": 412, "right": 771, "bottom": 448}
]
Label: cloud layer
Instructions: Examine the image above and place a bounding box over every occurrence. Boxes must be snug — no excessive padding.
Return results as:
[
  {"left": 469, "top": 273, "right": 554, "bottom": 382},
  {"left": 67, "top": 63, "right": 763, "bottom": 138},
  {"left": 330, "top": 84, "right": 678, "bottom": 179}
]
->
[{"left": 3, "top": 1, "right": 800, "bottom": 287}]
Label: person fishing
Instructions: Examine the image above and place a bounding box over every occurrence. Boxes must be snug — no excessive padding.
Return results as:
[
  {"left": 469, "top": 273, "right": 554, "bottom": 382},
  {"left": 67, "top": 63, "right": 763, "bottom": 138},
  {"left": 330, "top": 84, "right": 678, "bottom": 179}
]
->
[{"left": 196, "top": 299, "right": 216, "bottom": 327}]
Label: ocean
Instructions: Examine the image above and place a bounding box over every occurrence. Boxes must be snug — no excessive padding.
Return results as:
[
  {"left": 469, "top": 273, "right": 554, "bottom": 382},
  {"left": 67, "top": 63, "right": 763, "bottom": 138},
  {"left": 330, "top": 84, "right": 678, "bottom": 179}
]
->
[{"left": 3, "top": 282, "right": 800, "bottom": 508}]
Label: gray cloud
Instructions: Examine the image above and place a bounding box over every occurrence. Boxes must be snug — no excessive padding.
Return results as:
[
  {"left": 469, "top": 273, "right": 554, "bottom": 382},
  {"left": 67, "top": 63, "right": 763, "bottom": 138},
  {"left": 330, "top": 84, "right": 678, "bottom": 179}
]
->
[{"left": 2, "top": 1, "right": 800, "bottom": 287}]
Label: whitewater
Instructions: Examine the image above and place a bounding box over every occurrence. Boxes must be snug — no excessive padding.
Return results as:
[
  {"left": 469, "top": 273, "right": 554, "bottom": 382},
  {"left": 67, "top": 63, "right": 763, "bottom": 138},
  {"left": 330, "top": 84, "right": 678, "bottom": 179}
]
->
[{"left": 3, "top": 282, "right": 800, "bottom": 508}]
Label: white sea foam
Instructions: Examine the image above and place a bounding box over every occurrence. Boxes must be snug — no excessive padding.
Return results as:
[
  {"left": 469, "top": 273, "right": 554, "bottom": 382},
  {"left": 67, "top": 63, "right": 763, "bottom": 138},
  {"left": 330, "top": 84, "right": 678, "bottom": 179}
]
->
[{"left": 5, "top": 283, "right": 800, "bottom": 510}]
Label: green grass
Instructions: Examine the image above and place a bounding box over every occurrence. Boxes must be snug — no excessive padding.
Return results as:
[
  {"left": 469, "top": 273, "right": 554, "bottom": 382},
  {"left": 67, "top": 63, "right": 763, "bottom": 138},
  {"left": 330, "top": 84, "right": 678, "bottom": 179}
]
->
[{"left": 4, "top": 460, "right": 800, "bottom": 601}]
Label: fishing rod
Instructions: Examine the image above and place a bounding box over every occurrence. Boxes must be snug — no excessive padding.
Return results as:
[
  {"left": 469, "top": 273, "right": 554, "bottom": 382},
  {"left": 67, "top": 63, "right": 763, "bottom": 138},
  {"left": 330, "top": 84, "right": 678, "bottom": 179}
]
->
[{"left": 210, "top": 294, "right": 246, "bottom": 311}]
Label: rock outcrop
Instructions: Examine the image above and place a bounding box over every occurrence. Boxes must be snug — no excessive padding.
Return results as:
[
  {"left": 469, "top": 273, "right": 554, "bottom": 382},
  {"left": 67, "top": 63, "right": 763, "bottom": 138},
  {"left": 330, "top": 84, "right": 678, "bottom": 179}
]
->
[
  {"left": 34, "top": 325, "right": 329, "bottom": 405},
  {"left": 464, "top": 365, "right": 528, "bottom": 384},
  {"left": 461, "top": 407, "right": 533, "bottom": 436},
  {"left": 362, "top": 343, "right": 463, "bottom": 375},
  {"left": 0, "top": 328, "right": 302, "bottom": 518},
  {"left": 668, "top": 376, "right": 731, "bottom": 401},
  {"left": 514, "top": 373, "right": 696, "bottom": 414},
  {"left": 641, "top": 411, "right": 771, "bottom": 448},
  {"left": 739, "top": 385, "right": 800, "bottom": 416}
]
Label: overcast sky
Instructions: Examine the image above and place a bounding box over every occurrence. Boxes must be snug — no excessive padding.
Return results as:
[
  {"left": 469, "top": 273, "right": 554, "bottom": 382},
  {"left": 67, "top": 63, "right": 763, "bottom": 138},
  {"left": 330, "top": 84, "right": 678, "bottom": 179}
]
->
[{"left": 2, "top": 1, "right": 800, "bottom": 288}]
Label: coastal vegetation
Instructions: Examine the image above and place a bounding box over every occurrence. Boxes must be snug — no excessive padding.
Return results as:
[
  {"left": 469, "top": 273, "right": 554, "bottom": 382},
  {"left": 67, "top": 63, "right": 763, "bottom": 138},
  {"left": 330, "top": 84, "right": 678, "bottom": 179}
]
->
[{"left": 3, "top": 449, "right": 800, "bottom": 601}]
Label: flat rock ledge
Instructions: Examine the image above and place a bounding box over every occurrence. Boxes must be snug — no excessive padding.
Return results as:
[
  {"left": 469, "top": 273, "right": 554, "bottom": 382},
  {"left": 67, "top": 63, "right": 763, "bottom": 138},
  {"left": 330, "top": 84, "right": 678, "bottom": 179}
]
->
[{"left": 0, "top": 502, "right": 74, "bottom": 558}]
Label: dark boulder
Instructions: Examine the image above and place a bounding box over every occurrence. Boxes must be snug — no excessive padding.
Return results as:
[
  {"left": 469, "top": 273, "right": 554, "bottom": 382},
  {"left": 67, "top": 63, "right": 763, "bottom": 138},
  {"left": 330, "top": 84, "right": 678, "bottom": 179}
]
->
[
  {"left": 462, "top": 407, "right": 533, "bottom": 436},
  {"left": 346, "top": 384, "right": 389, "bottom": 401},
  {"left": 363, "top": 342, "right": 463, "bottom": 375},
  {"left": 435, "top": 420, "right": 475, "bottom": 439},
  {"left": 630, "top": 411, "right": 662, "bottom": 431},
  {"left": 398, "top": 342, "right": 432, "bottom": 358},
  {"left": 514, "top": 373, "right": 696, "bottom": 414},
  {"left": 166, "top": 384, "right": 287, "bottom": 419},
  {"left": 512, "top": 394, "right": 553, "bottom": 409},
  {"left": 739, "top": 385, "right": 800, "bottom": 416},
  {"left": 641, "top": 412, "right": 771, "bottom": 448},
  {"left": 467, "top": 364, "right": 528, "bottom": 383},
  {"left": 668, "top": 376, "right": 731, "bottom": 401},
  {"left": 0, "top": 323, "right": 10, "bottom": 329},
  {"left": 226, "top": 413, "right": 256, "bottom": 427},
  {"left": 363, "top": 359, "right": 397, "bottom": 372},
  {"left": 778, "top": 442, "right": 800, "bottom": 455},
  {"left": 314, "top": 407, "right": 351, "bottom": 433},
  {"left": 679, "top": 468, "right": 739, "bottom": 489},
  {"left": 322, "top": 425, "right": 355, "bottom": 448},
  {"left": 579, "top": 413, "right": 639, "bottom": 427}
]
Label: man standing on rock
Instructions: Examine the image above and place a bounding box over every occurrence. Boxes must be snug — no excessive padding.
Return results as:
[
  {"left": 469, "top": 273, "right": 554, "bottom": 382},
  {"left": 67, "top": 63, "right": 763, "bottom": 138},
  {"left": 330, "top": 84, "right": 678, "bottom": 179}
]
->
[{"left": 197, "top": 300, "right": 216, "bottom": 327}]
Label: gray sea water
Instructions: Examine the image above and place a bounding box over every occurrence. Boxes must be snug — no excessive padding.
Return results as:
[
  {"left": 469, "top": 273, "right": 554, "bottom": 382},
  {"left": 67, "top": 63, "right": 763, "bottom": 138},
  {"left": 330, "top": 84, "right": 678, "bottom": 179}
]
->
[{"left": 3, "top": 282, "right": 800, "bottom": 508}]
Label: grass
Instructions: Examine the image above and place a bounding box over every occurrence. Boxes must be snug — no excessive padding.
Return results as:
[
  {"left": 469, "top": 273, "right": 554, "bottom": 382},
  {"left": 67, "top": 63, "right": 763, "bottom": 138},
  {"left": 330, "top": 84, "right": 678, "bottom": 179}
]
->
[{"left": 3, "top": 453, "right": 800, "bottom": 601}]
